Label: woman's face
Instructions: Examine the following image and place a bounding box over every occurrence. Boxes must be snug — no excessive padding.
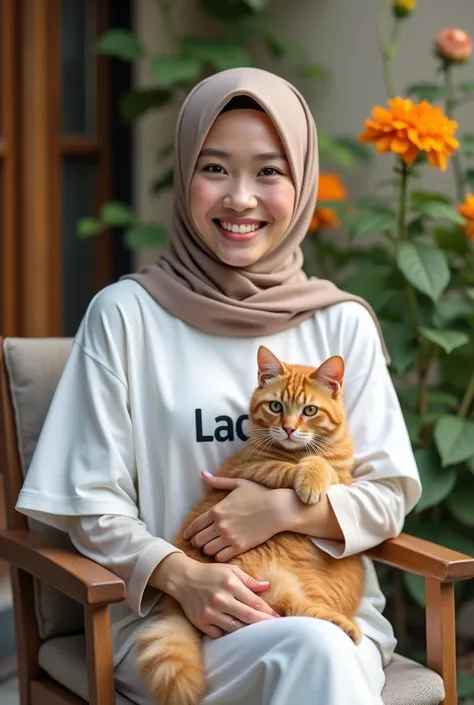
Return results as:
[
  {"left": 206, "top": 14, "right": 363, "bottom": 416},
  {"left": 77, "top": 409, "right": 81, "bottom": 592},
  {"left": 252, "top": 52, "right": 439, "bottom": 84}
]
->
[{"left": 189, "top": 109, "right": 296, "bottom": 268}]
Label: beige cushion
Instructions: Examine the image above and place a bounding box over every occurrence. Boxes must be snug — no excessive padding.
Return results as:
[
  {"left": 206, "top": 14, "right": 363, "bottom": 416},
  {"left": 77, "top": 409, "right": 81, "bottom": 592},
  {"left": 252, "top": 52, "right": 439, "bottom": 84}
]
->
[
  {"left": 4, "top": 338, "right": 83, "bottom": 640},
  {"left": 39, "top": 635, "right": 136, "bottom": 704},
  {"left": 38, "top": 634, "right": 445, "bottom": 705}
]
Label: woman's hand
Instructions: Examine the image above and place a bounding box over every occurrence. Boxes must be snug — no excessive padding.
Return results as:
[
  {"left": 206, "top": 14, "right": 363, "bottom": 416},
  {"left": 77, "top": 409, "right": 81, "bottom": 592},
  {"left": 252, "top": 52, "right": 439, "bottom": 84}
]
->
[
  {"left": 183, "top": 472, "right": 293, "bottom": 562},
  {"left": 152, "top": 552, "right": 280, "bottom": 638}
]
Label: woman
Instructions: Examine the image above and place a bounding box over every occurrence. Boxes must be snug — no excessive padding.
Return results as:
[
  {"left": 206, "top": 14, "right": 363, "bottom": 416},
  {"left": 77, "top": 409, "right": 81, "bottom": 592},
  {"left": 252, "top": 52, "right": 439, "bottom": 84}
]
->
[{"left": 16, "top": 67, "right": 421, "bottom": 705}]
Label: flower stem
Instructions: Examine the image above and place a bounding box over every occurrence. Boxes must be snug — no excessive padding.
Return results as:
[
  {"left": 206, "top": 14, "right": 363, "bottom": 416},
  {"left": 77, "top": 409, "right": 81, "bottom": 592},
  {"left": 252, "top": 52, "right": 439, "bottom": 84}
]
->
[
  {"left": 378, "top": 0, "right": 400, "bottom": 98},
  {"left": 458, "top": 371, "right": 474, "bottom": 418},
  {"left": 443, "top": 63, "right": 465, "bottom": 202},
  {"left": 397, "top": 160, "right": 409, "bottom": 241}
]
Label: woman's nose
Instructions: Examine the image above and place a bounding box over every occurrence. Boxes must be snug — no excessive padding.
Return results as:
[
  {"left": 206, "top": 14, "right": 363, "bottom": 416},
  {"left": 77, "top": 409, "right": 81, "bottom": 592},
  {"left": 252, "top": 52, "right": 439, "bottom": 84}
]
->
[{"left": 223, "top": 183, "right": 258, "bottom": 211}]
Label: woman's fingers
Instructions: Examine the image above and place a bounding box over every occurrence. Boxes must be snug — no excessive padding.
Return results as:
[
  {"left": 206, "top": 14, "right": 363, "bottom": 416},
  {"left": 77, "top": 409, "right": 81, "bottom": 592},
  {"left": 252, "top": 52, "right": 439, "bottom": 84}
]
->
[
  {"left": 202, "top": 536, "right": 229, "bottom": 556},
  {"left": 190, "top": 523, "right": 220, "bottom": 549},
  {"left": 212, "top": 613, "right": 246, "bottom": 634},
  {"left": 227, "top": 568, "right": 280, "bottom": 621}
]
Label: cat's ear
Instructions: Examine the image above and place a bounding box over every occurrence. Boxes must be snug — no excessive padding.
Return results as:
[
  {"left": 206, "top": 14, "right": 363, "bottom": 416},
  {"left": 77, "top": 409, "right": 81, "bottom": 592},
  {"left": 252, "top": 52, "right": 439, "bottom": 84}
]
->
[
  {"left": 310, "top": 356, "right": 345, "bottom": 397},
  {"left": 257, "top": 346, "right": 285, "bottom": 387}
]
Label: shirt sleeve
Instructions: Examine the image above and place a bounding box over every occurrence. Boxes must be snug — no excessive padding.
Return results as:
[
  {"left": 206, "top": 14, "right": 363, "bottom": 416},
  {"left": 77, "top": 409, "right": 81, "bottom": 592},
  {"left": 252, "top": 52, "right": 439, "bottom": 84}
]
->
[
  {"left": 311, "top": 302, "right": 421, "bottom": 559},
  {"left": 68, "top": 515, "right": 182, "bottom": 617},
  {"left": 16, "top": 286, "right": 147, "bottom": 529}
]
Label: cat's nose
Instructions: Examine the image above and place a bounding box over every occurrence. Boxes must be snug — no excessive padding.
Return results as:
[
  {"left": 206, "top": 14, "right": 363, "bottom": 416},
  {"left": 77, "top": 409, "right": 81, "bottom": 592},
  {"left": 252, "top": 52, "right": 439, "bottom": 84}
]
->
[{"left": 283, "top": 425, "right": 296, "bottom": 437}]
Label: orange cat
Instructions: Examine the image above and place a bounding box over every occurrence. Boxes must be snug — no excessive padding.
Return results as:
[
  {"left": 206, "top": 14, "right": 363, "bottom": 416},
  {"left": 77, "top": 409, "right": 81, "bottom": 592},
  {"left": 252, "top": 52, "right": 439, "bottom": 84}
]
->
[{"left": 136, "top": 346, "right": 364, "bottom": 705}]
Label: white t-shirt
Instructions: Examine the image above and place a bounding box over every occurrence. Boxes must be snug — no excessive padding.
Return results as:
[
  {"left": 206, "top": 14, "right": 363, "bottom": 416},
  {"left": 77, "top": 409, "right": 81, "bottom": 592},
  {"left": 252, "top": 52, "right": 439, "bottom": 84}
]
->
[{"left": 16, "top": 280, "right": 421, "bottom": 666}]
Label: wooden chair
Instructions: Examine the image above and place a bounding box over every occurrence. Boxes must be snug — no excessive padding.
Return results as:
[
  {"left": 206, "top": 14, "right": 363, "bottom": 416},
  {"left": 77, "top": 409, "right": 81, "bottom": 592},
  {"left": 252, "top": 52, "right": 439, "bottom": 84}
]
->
[{"left": 0, "top": 337, "right": 473, "bottom": 705}]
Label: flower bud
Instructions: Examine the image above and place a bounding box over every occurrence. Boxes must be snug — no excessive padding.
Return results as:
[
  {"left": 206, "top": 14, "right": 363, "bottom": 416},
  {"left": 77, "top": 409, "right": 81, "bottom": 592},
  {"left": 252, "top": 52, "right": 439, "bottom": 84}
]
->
[
  {"left": 435, "top": 28, "right": 472, "bottom": 64},
  {"left": 393, "top": 0, "right": 416, "bottom": 19}
]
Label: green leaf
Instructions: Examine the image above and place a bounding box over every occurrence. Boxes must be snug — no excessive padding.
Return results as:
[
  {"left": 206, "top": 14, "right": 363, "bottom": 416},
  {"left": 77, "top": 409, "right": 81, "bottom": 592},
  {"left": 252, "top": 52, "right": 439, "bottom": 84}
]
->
[
  {"left": 396, "top": 242, "right": 450, "bottom": 301},
  {"left": 457, "top": 670, "right": 474, "bottom": 699},
  {"left": 301, "top": 63, "right": 330, "bottom": 82},
  {"left": 432, "top": 226, "right": 470, "bottom": 255},
  {"left": 119, "top": 89, "right": 171, "bottom": 121},
  {"left": 460, "top": 133, "right": 474, "bottom": 157},
  {"left": 419, "top": 327, "right": 469, "bottom": 354},
  {"left": 77, "top": 217, "right": 104, "bottom": 238},
  {"left": 467, "top": 288, "right": 474, "bottom": 300},
  {"left": 181, "top": 38, "right": 250, "bottom": 70},
  {"left": 151, "top": 56, "right": 202, "bottom": 87},
  {"left": 152, "top": 169, "right": 174, "bottom": 193},
  {"left": 403, "top": 572, "right": 425, "bottom": 607},
  {"left": 340, "top": 272, "right": 393, "bottom": 313},
  {"left": 318, "top": 131, "right": 358, "bottom": 168},
  {"left": 100, "top": 202, "right": 135, "bottom": 227},
  {"left": 403, "top": 411, "right": 424, "bottom": 445},
  {"left": 410, "top": 190, "right": 451, "bottom": 205},
  {"left": 354, "top": 196, "right": 391, "bottom": 211},
  {"left": 405, "top": 82, "right": 449, "bottom": 101},
  {"left": 97, "top": 29, "right": 143, "bottom": 61},
  {"left": 123, "top": 223, "right": 168, "bottom": 250},
  {"left": 458, "top": 80, "right": 474, "bottom": 95},
  {"left": 465, "top": 168, "right": 474, "bottom": 192},
  {"left": 433, "top": 299, "right": 474, "bottom": 326},
  {"left": 382, "top": 321, "right": 417, "bottom": 372},
  {"left": 334, "top": 137, "right": 371, "bottom": 163},
  {"left": 415, "top": 200, "right": 466, "bottom": 225},
  {"left": 349, "top": 210, "right": 396, "bottom": 238},
  {"left": 242, "top": 0, "right": 269, "bottom": 9},
  {"left": 434, "top": 415, "right": 474, "bottom": 467},
  {"left": 447, "top": 474, "right": 474, "bottom": 526},
  {"left": 415, "top": 447, "right": 456, "bottom": 512}
]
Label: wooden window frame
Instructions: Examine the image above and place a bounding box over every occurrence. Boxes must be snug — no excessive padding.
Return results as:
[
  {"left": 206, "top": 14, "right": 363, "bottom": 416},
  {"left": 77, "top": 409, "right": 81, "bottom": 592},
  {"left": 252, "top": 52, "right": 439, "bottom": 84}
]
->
[{"left": 1, "top": 0, "right": 113, "bottom": 337}]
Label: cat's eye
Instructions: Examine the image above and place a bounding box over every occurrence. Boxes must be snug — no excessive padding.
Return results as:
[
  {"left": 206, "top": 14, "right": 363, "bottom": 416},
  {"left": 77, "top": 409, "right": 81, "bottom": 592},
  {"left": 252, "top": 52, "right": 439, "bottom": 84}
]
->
[
  {"left": 303, "top": 405, "right": 318, "bottom": 417},
  {"left": 269, "top": 401, "right": 283, "bottom": 413}
]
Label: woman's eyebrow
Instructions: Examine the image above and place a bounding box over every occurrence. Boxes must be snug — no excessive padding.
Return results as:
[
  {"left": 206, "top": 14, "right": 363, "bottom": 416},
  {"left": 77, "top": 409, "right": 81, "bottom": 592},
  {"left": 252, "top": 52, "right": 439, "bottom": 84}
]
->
[{"left": 199, "top": 147, "right": 287, "bottom": 160}]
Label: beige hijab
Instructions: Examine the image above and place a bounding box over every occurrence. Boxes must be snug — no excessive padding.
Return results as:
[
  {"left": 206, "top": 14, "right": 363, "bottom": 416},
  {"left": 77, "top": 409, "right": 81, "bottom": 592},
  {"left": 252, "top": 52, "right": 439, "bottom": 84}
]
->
[{"left": 126, "top": 68, "right": 388, "bottom": 360}]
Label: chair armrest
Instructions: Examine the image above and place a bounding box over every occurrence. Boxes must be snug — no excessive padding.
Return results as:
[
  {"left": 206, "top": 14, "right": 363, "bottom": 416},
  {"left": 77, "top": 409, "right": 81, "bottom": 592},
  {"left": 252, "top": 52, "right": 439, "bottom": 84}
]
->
[
  {"left": 366, "top": 532, "right": 474, "bottom": 582},
  {"left": 0, "top": 529, "right": 126, "bottom": 605}
]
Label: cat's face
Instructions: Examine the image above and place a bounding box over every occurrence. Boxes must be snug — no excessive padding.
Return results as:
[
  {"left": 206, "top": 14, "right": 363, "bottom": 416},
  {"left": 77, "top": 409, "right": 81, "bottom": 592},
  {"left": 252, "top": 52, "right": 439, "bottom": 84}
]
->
[{"left": 249, "top": 346, "right": 345, "bottom": 452}]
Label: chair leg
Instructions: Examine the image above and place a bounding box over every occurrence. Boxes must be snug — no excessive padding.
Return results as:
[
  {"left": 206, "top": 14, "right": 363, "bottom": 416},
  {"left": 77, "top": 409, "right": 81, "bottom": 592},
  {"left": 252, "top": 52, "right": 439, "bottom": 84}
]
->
[
  {"left": 425, "top": 579, "right": 457, "bottom": 705},
  {"left": 84, "top": 604, "right": 115, "bottom": 705},
  {"left": 10, "top": 568, "right": 41, "bottom": 705}
]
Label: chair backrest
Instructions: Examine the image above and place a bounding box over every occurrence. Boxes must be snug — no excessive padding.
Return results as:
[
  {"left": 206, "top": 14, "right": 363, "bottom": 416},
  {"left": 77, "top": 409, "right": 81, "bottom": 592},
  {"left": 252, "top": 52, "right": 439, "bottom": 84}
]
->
[{"left": 0, "top": 337, "right": 84, "bottom": 640}]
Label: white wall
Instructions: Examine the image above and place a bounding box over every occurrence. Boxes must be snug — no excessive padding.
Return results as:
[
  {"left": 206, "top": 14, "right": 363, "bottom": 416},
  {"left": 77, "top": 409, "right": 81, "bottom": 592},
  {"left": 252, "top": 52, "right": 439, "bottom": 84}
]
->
[{"left": 133, "top": 0, "right": 474, "bottom": 265}]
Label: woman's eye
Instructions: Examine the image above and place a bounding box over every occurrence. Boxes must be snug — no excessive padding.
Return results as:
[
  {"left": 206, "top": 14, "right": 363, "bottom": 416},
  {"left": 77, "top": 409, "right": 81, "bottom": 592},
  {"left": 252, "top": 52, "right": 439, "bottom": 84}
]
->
[
  {"left": 303, "top": 405, "right": 318, "bottom": 417},
  {"left": 203, "top": 164, "right": 226, "bottom": 174},
  {"left": 259, "top": 167, "right": 282, "bottom": 177},
  {"left": 269, "top": 401, "right": 283, "bottom": 413}
]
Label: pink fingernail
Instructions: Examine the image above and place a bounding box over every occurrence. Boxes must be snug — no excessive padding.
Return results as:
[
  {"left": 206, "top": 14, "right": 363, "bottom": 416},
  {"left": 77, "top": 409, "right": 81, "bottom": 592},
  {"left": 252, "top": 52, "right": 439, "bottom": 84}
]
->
[
  {"left": 257, "top": 581, "right": 269, "bottom": 586},
  {"left": 202, "top": 471, "right": 213, "bottom": 478}
]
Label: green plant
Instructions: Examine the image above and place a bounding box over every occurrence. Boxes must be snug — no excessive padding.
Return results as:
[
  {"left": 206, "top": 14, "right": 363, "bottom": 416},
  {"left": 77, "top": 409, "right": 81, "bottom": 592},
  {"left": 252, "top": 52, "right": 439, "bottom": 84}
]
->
[
  {"left": 79, "top": 0, "right": 366, "bottom": 250},
  {"left": 307, "top": 0, "right": 474, "bottom": 685}
]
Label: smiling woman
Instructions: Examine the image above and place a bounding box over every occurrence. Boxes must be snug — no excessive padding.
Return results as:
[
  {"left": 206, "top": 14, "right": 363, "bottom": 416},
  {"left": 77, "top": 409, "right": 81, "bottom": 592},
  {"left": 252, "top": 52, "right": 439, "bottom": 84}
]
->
[{"left": 190, "top": 106, "right": 295, "bottom": 267}]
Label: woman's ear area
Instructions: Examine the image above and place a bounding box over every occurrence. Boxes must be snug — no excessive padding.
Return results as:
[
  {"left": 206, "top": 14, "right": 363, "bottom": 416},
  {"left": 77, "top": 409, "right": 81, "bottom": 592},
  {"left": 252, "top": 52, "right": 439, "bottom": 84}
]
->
[
  {"left": 310, "top": 355, "right": 345, "bottom": 398},
  {"left": 257, "top": 346, "right": 286, "bottom": 387}
]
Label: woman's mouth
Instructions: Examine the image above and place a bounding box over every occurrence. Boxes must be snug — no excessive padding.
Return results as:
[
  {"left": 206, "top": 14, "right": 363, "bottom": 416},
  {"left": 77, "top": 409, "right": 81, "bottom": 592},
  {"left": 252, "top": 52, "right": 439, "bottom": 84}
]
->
[{"left": 212, "top": 218, "right": 267, "bottom": 242}]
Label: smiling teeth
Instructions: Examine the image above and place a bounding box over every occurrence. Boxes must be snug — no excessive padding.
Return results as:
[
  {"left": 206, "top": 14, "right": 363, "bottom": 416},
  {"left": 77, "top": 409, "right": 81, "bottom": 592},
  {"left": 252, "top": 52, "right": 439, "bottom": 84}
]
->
[{"left": 220, "top": 221, "right": 261, "bottom": 234}]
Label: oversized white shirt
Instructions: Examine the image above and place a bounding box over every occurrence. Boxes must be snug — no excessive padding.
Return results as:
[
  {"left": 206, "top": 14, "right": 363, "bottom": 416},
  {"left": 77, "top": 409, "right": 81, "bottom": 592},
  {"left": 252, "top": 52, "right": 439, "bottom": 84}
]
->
[{"left": 16, "top": 280, "right": 421, "bottom": 667}]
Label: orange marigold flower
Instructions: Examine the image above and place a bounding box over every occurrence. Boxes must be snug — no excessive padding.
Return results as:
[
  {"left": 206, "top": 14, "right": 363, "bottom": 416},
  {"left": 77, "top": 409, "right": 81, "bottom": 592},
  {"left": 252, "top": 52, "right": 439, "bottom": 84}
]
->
[
  {"left": 309, "top": 173, "right": 347, "bottom": 231},
  {"left": 458, "top": 194, "right": 474, "bottom": 241},
  {"left": 358, "top": 97, "right": 459, "bottom": 172}
]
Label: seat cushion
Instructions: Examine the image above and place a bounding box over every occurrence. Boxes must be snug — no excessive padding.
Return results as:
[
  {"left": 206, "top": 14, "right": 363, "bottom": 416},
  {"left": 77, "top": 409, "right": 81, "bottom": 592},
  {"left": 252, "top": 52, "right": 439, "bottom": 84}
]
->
[
  {"left": 4, "top": 338, "right": 83, "bottom": 640},
  {"left": 382, "top": 653, "right": 445, "bottom": 705},
  {"left": 39, "top": 635, "right": 136, "bottom": 704},
  {"left": 39, "top": 634, "right": 445, "bottom": 705}
]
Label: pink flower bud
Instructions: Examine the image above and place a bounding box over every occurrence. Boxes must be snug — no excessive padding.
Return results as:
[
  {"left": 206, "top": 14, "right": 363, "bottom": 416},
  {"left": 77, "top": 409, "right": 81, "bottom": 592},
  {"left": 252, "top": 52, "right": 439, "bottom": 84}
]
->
[{"left": 435, "top": 28, "right": 472, "bottom": 63}]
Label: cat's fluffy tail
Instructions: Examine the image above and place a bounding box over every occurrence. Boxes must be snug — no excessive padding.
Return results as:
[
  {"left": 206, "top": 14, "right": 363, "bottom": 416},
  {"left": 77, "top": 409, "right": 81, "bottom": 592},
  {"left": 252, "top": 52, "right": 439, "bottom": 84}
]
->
[{"left": 136, "top": 610, "right": 205, "bottom": 705}]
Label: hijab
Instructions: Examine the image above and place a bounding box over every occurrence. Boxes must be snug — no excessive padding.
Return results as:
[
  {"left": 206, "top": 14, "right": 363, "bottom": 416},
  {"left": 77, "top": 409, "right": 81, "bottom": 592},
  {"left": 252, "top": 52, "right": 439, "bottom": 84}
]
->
[{"left": 125, "top": 67, "right": 389, "bottom": 360}]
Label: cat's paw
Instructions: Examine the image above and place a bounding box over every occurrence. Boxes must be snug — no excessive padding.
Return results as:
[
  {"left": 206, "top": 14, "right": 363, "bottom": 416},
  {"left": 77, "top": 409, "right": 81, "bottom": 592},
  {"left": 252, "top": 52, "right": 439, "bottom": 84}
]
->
[{"left": 294, "top": 469, "right": 330, "bottom": 505}]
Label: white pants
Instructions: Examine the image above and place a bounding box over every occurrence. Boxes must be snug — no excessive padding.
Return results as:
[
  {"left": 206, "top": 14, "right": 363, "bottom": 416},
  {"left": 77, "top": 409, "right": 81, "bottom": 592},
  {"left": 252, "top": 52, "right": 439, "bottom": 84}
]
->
[{"left": 115, "top": 617, "right": 385, "bottom": 705}]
